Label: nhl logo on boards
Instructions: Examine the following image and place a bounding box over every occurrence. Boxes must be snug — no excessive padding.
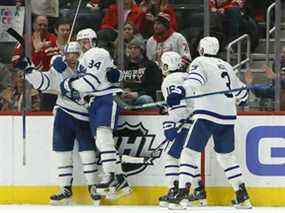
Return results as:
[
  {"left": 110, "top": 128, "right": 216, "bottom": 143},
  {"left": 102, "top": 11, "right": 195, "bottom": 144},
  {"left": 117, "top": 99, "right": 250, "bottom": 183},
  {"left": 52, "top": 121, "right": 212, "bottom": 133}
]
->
[{"left": 114, "top": 122, "right": 162, "bottom": 176}]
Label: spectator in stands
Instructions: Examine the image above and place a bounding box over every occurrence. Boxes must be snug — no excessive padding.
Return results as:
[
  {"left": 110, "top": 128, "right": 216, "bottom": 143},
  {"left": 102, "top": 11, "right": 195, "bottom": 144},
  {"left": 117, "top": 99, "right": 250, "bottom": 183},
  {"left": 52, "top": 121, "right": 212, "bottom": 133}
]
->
[
  {"left": 122, "top": 36, "right": 162, "bottom": 105},
  {"left": 146, "top": 13, "right": 191, "bottom": 66},
  {"left": 100, "top": 0, "right": 143, "bottom": 30},
  {"left": 139, "top": 0, "right": 177, "bottom": 38},
  {"left": 121, "top": 22, "right": 144, "bottom": 56},
  {"left": 12, "top": 15, "right": 57, "bottom": 111},
  {"left": 12, "top": 15, "right": 57, "bottom": 71},
  {"left": 209, "top": 0, "right": 245, "bottom": 44},
  {"left": 51, "top": 17, "right": 71, "bottom": 54},
  {"left": 0, "top": 71, "right": 40, "bottom": 112},
  {"left": 0, "top": 63, "right": 11, "bottom": 93}
]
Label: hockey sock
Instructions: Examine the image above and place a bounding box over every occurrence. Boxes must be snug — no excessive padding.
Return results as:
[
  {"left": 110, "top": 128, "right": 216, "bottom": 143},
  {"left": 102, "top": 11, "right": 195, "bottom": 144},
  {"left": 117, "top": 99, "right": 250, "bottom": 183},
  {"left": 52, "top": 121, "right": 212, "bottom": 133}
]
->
[
  {"left": 192, "top": 165, "right": 202, "bottom": 190},
  {"left": 216, "top": 152, "right": 244, "bottom": 191},
  {"left": 179, "top": 148, "right": 200, "bottom": 189},
  {"left": 55, "top": 151, "right": 73, "bottom": 187},
  {"left": 96, "top": 127, "right": 117, "bottom": 174},
  {"left": 164, "top": 154, "right": 179, "bottom": 188},
  {"left": 79, "top": 150, "right": 99, "bottom": 185}
]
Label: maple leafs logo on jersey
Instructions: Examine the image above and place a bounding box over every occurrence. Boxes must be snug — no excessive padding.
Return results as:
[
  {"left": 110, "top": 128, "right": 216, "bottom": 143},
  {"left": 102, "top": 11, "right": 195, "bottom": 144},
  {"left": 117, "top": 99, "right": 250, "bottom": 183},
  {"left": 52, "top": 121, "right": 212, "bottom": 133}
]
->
[{"left": 114, "top": 122, "right": 162, "bottom": 176}]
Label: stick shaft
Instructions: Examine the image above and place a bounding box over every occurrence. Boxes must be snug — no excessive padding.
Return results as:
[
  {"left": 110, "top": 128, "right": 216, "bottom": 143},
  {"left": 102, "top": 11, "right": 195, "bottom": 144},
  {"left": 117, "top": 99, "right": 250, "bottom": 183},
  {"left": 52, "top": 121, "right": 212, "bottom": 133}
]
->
[
  {"left": 132, "top": 83, "right": 271, "bottom": 110},
  {"left": 68, "top": 0, "right": 83, "bottom": 43}
]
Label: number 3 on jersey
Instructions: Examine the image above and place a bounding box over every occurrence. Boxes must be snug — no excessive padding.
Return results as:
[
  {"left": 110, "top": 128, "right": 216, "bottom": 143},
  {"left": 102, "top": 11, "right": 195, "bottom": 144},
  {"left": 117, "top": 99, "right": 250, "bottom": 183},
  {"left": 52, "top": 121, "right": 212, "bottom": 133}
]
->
[
  {"left": 218, "top": 64, "right": 233, "bottom": 98},
  {"left": 88, "top": 60, "right": 101, "bottom": 70},
  {"left": 221, "top": 71, "right": 233, "bottom": 98}
]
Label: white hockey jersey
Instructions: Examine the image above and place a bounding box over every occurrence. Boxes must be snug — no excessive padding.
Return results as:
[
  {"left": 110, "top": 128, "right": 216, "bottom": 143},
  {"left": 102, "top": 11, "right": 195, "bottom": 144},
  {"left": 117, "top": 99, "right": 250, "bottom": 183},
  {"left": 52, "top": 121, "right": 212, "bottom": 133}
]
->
[
  {"left": 26, "top": 66, "right": 89, "bottom": 121},
  {"left": 183, "top": 56, "right": 248, "bottom": 125},
  {"left": 161, "top": 71, "right": 193, "bottom": 124},
  {"left": 70, "top": 47, "right": 122, "bottom": 96},
  {"left": 146, "top": 32, "right": 191, "bottom": 64}
]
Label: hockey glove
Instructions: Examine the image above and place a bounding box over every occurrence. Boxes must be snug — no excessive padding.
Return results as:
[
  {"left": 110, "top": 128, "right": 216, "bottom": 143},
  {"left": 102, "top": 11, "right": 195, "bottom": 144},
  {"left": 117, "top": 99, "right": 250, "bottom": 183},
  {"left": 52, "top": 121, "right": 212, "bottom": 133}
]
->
[
  {"left": 106, "top": 67, "right": 123, "bottom": 83},
  {"left": 15, "top": 56, "right": 34, "bottom": 74},
  {"left": 163, "top": 121, "right": 177, "bottom": 141},
  {"left": 166, "top": 86, "right": 186, "bottom": 107},
  {"left": 60, "top": 76, "right": 81, "bottom": 101},
  {"left": 52, "top": 56, "right": 67, "bottom": 73}
]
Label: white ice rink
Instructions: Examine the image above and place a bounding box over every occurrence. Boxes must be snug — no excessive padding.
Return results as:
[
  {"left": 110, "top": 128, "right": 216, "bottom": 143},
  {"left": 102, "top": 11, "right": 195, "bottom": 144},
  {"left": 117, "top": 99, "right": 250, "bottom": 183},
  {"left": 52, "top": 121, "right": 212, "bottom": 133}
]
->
[{"left": 0, "top": 205, "right": 284, "bottom": 213}]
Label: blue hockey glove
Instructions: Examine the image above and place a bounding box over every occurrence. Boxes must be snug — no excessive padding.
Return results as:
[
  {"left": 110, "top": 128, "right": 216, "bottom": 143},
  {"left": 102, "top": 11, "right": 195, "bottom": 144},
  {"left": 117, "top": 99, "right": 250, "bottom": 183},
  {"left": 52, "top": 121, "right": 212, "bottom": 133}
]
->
[
  {"left": 166, "top": 86, "right": 186, "bottom": 107},
  {"left": 52, "top": 56, "right": 67, "bottom": 73},
  {"left": 163, "top": 121, "right": 177, "bottom": 141},
  {"left": 106, "top": 67, "right": 123, "bottom": 83},
  {"left": 15, "top": 56, "right": 34, "bottom": 74},
  {"left": 60, "top": 76, "right": 81, "bottom": 101}
]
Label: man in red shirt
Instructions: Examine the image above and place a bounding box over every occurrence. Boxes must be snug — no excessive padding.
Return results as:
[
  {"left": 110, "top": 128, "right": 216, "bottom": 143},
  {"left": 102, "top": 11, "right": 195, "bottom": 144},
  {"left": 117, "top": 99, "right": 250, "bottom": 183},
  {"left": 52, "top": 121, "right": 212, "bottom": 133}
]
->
[
  {"left": 100, "top": 0, "right": 143, "bottom": 30},
  {"left": 139, "top": 0, "right": 177, "bottom": 38},
  {"left": 12, "top": 15, "right": 58, "bottom": 111},
  {"left": 209, "top": 0, "right": 245, "bottom": 44},
  {"left": 12, "top": 15, "right": 57, "bottom": 71}
]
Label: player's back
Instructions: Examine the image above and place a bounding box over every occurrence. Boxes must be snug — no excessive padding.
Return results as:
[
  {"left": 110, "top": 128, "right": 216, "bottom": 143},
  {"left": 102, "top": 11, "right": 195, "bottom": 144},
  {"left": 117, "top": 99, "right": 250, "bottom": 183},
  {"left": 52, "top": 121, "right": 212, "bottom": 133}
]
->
[
  {"left": 78, "top": 47, "right": 122, "bottom": 96},
  {"left": 188, "top": 56, "right": 241, "bottom": 124}
]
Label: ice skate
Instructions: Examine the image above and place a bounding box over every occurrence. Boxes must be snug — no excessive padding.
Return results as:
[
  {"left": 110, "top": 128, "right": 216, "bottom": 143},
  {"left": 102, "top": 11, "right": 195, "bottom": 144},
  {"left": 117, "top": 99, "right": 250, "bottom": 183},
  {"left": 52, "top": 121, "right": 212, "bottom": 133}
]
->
[
  {"left": 168, "top": 183, "right": 191, "bottom": 210},
  {"left": 95, "top": 173, "right": 118, "bottom": 196},
  {"left": 50, "top": 186, "right": 72, "bottom": 205},
  {"left": 88, "top": 185, "right": 101, "bottom": 205},
  {"left": 159, "top": 180, "right": 178, "bottom": 207},
  {"left": 188, "top": 181, "right": 207, "bottom": 206},
  {"left": 105, "top": 174, "right": 132, "bottom": 200},
  {"left": 232, "top": 183, "right": 252, "bottom": 209}
]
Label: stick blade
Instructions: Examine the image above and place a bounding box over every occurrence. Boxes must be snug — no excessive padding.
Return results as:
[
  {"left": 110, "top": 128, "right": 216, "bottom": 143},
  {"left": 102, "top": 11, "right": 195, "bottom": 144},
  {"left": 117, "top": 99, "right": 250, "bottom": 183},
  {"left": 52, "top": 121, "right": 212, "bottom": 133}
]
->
[{"left": 7, "top": 28, "right": 25, "bottom": 46}]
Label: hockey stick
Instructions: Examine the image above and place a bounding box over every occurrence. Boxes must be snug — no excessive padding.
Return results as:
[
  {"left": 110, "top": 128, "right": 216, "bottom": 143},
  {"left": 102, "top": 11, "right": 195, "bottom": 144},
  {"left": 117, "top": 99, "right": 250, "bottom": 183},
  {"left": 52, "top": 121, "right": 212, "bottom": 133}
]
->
[
  {"left": 120, "top": 83, "right": 272, "bottom": 111},
  {"left": 7, "top": 28, "right": 27, "bottom": 165},
  {"left": 121, "top": 117, "right": 193, "bottom": 165},
  {"left": 68, "top": 0, "right": 83, "bottom": 43}
]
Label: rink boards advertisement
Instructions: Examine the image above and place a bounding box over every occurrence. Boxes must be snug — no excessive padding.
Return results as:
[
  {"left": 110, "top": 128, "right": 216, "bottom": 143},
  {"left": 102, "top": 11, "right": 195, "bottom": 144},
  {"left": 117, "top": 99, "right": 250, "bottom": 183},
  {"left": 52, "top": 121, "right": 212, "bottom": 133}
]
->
[{"left": 0, "top": 114, "right": 285, "bottom": 206}]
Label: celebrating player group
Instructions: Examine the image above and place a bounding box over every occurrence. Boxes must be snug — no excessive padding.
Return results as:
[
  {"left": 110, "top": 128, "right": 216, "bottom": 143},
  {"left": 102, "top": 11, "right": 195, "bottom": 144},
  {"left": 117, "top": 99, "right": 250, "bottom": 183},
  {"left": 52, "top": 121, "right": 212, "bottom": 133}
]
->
[{"left": 15, "top": 28, "right": 252, "bottom": 209}]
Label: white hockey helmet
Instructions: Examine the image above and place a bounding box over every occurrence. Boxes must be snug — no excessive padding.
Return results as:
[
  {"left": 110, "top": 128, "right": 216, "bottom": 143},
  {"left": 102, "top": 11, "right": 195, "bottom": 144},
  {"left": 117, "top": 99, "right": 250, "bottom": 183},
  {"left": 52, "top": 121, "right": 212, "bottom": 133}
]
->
[
  {"left": 198, "top": 36, "right": 220, "bottom": 56},
  {"left": 160, "top": 51, "right": 182, "bottom": 76},
  {"left": 63, "top": 41, "right": 81, "bottom": 54},
  {"left": 76, "top": 28, "right": 97, "bottom": 46}
]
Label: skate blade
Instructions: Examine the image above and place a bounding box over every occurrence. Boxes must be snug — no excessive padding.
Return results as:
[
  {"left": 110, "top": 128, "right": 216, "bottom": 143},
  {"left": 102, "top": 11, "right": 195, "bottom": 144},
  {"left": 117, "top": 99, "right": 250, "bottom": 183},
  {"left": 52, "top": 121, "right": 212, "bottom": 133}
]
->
[
  {"left": 106, "top": 187, "right": 132, "bottom": 200},
  {"left": 191, "top": 199, "right": 208, "bottom": 207},
  {"left": 96, "top": 187, "right": 115, "bottom": 196},
  {"left": 91, "top": 199, "right": 100, "bottom": 206},
  {"left": 168, "top": 199, "right": 189, "bottom": 210},
  {"left": 159, "top": 201, "right": 168, "bottom": 208},
  {"left": 233, "top": 200, "right": 252, "bottom": 209},
  {"left": 50, "top": 198, "right": 72, "bottom": 206},
  {"left": 168, "top": 203, "right": 187, "bottom": 210}
]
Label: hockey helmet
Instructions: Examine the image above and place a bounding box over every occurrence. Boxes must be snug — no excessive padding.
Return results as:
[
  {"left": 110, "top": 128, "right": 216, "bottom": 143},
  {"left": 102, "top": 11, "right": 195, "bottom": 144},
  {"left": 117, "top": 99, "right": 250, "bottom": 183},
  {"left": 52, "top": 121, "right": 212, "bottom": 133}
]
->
[
  {"left": 198, "top": 36, "right": 220, "bottom": 56},
  {"left": 160, "top": 51, "right": 182, "bottom": 76},
  {"left": 76, "top": 28, "right": 97, "bottom": 47},
  {"left": 63, "top": 41, "right": 81, "bottom": 54}
]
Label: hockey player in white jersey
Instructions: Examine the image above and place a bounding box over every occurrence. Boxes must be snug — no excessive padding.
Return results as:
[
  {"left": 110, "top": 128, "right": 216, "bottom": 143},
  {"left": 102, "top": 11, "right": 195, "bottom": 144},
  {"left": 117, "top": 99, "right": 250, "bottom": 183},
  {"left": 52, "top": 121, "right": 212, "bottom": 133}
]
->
[
  {"left": 159, "top": 51, "right": 206, "bottom": 208},
  {"left": 16, "top": 42, "right": 101, "bottom": 205},
  {"left": 60, "top": 37, "right": 131, "bottom": 198},
  {"left": 166, "top": 37, "right": 251, "bottom": 209},
  {"left": 76, "top": 28, "right": 97, "bottom": 54}
]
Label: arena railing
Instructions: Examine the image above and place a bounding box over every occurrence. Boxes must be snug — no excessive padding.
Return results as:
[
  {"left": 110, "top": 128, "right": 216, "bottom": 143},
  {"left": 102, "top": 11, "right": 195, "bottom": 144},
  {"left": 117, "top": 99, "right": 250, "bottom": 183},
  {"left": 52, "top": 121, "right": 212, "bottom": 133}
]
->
[{"left": 226, "top": 34, "right": 251, "bottom": 71}]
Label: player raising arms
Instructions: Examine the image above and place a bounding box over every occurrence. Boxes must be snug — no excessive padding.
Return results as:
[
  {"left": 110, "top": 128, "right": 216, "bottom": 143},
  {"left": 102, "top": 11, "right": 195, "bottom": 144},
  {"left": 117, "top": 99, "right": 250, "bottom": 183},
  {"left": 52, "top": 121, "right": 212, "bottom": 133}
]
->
[
  {"left": 60, "top": 32, "right": 131, "bottom": 199},
  {"left": 15, "top": 42, "right": 101, "bottom": 205},
  {"left": 166, "top": 37, "right": 252, "bottom": 209},
  {"left": 158, "top": 51, "right": 206, "bottom": 208}
]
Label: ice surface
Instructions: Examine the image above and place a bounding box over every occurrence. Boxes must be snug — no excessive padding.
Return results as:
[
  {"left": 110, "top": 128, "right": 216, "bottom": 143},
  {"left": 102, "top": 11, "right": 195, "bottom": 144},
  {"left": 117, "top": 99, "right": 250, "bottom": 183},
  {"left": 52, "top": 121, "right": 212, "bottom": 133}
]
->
[{"left": 0, "top": 205, "right": 284, "bottom": 213}]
